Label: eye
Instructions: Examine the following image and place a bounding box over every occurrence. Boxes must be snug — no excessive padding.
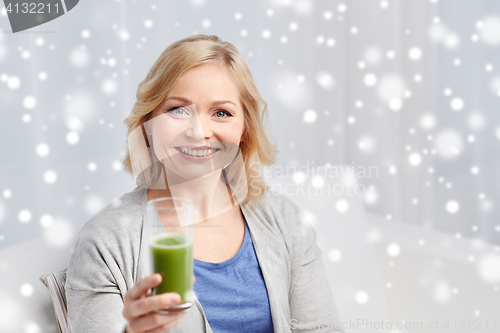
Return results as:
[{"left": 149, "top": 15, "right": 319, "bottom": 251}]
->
[
  {"left": 214, "top": 110, "right": 233, "bottom": 118},
  {"left": 166, "top": 106, "right": 188, "bottom": 116}
]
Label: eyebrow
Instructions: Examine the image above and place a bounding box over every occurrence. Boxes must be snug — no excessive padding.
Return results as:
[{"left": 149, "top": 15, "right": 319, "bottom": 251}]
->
[{"left": 165, "top": 96, "right": 237, "bottom": 107}]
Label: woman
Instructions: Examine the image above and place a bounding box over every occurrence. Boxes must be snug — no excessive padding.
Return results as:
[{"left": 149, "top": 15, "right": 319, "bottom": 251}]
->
[{"left": 65, "top": 34, "right": 344, "bottom": 333}]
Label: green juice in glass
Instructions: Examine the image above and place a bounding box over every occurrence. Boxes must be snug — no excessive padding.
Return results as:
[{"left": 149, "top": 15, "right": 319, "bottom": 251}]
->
[{"left": 150, "top": 233, "right": 193, "bottom": 304}]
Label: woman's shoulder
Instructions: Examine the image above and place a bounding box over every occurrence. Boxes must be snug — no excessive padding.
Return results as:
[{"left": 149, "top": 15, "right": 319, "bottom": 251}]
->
[
  {"left": 256, "top": 189, "right": 321, "bottom": 263},
  {"left": 254, "top": 188, "right": 303, "bottom": 220},
  {"left": 66, "top": 188, "right": 147, "bottom": 292},
  {"left": 76, "top": 188, "right": 147, "bottom": 243},
  {"left": 252, "top": 189, "right": 310, "bottom": 236}
]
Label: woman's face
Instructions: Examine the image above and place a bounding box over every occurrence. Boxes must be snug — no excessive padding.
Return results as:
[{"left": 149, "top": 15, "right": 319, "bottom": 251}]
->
[{"left": 146, "top": 63, "right": 245, "bottom": 181}]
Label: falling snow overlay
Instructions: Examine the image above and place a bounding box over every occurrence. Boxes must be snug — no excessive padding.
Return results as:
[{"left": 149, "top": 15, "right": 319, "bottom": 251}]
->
[{"left": 1, "top": 0, "right": 499, "bottom": 332}]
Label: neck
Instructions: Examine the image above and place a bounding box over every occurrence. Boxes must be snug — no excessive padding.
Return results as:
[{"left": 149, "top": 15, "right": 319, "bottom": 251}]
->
[{"left": 147, "top": 163, "right": 236, "bottom": 225}]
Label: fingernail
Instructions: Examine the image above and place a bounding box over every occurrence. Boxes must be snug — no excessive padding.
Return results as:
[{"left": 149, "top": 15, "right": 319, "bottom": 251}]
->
[
  {"left": 171, "top": 294, "right": 180, "bottom": 303},
  {"left": 153, "top": 274, "right": 160, "bottom": 283}
]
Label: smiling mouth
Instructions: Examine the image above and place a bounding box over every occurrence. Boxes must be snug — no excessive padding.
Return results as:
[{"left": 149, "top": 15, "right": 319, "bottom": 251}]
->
[{"left": 175, "top": 146, "right": 220, "bottom": 157}]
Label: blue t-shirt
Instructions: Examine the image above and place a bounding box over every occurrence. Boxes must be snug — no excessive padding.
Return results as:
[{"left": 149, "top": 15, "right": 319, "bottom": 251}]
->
[{"left": 193, "top": 217, "right": 274, "bottom": 333}]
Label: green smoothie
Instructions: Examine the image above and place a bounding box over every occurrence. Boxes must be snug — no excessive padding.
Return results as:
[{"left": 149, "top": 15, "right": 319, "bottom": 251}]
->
[{"left": 150, "top": 233, "right": 193, "bottom": 303}]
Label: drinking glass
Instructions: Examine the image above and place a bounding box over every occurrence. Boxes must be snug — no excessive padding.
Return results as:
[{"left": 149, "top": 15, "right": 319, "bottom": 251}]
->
[{"left": 146, "top": 197, "right": 194, "bottom": 314}]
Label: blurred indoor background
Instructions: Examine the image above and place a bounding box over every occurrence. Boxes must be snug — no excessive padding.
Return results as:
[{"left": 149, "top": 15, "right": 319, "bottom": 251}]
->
[{"left": 0, "top": 0, "right": 499, "bottom": 332}]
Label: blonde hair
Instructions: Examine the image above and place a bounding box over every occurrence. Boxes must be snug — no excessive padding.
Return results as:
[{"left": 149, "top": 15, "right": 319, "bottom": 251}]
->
[{"left": 122, "top": 34, "right": 278, "bottom": 210}]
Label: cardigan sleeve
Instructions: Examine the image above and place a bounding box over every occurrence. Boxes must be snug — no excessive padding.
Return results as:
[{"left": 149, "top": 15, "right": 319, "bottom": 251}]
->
[
  {"left": 285, "top": 200, "right": 345, "bottom": 333},
  {"left": 65, "top": 222, "right": 129, "bottom": 333}
]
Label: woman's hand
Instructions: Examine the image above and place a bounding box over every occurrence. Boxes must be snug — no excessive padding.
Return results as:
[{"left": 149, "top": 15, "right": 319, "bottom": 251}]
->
[{"left": 123, "top": 273, "right": 196, "bottom": 333}]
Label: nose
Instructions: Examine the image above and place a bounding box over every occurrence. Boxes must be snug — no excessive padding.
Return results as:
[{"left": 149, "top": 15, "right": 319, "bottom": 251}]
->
[{"left": 186, "top": 113, "right": 212, "bottom": 141}]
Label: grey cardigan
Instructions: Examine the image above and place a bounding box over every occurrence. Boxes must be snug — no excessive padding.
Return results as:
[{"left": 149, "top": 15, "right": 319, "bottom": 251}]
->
[{"left": 65, "top": 188, "right": 345, "bottom": 332}]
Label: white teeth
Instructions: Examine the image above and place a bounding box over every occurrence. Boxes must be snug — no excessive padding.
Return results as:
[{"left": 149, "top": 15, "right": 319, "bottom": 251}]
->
[{"left": 179, "top": 147, "right": 216, "bottom": 157}]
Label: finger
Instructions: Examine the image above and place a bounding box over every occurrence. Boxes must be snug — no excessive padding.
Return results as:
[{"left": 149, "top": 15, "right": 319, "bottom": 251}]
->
[
  {"left": 193, "top": 275, "right": 196, "bottom": 284},
  {"left": 144, "top": 312, "right": 187, "bottom": 333},
  {"left": 138, "top": 310, "right": 187, "bottom": 332},
  {"left": 129, "top": 292, "right": 181, "bottom": 318},
  {"left": 141, "top": 289, "right": 153, "bottom": 299},
  {"left": 126, "top": 274, "right": 162, "bottom": 301}
]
